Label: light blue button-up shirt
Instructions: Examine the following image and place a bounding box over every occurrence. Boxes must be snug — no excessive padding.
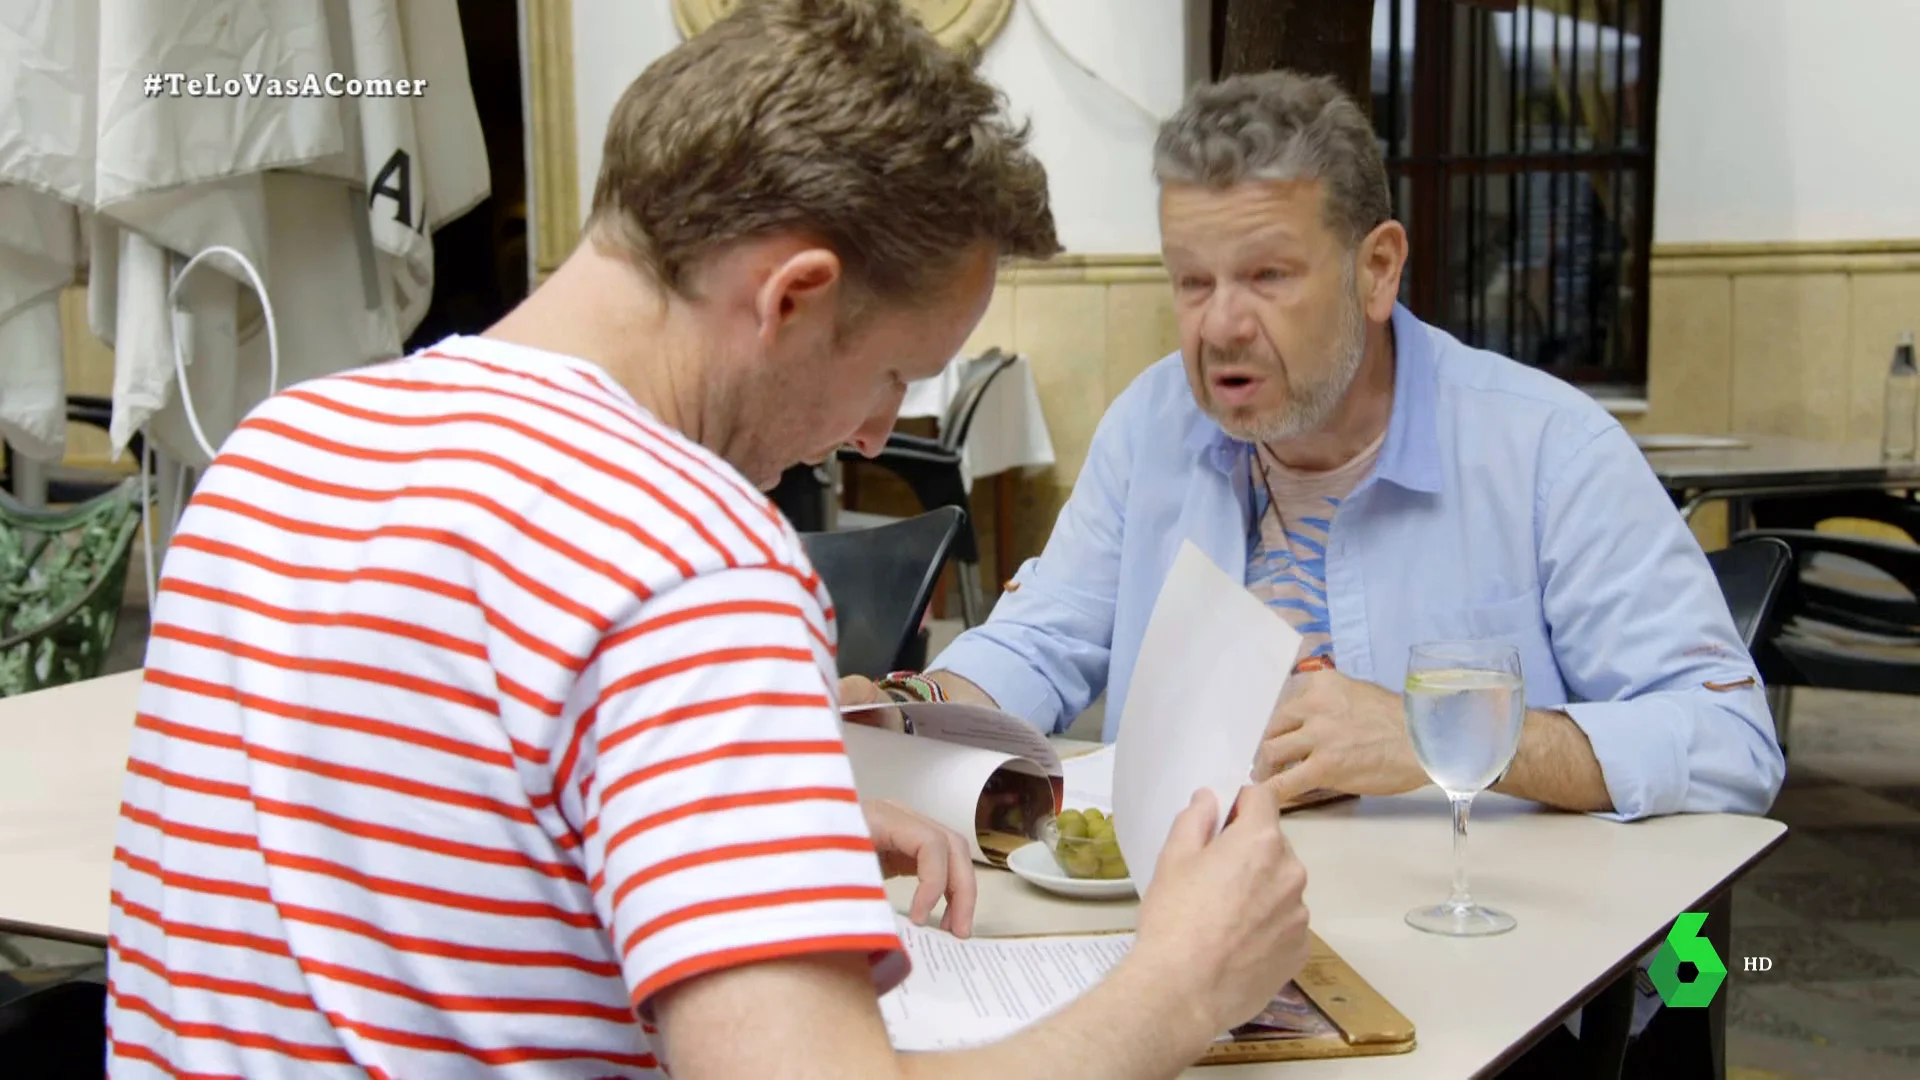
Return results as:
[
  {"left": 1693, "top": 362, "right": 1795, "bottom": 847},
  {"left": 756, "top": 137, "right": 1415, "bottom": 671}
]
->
[{"left": 932, "top": 304, "right": 1785, "bottom": 820}]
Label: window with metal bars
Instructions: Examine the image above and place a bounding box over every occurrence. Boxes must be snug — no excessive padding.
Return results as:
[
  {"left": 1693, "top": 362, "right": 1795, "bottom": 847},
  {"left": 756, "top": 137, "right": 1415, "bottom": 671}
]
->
[{"left": 1375, "top": 0, "right": 1660, "bottom": 391}]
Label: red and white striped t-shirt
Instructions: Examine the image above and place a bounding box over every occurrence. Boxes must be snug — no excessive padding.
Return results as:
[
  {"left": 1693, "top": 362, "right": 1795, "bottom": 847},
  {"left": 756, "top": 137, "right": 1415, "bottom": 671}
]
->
[{"left": 105, "top": 336, "right": 907, "bottom": 1078}]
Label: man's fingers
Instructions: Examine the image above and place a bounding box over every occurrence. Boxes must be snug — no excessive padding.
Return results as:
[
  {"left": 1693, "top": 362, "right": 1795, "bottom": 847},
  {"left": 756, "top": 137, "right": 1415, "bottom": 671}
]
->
[
  {"left": 1230, "top": 779, "right": 1282, "bottom": 826},
  {"left": 837, "top": 677, "right": 909, "bottom": 732},
  {"left": 1252, "top": 730, "right": 1313, "bottom": 781},
  {"left": 837, "top": 675, "right": 883, "bottom": 705},
  {"left": 1264, "top": 756, "right": 1326, "bottom": 809},
  {"left": 1156, "top": 787, "right": 1220, "bottom": 871},
  {"left": 908, "top": 834, "right": 948, "bottom": 926},
  {"left": 940, "top": 827, "right": 977, "bottom": 938},
  {"left": 1263, "top": 703, "right": 1307, "bottom": 739}
]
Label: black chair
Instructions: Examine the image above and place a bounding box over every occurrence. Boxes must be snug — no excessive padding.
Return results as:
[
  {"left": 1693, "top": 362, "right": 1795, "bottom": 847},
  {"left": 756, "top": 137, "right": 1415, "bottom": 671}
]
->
[
  {"left": 0, "top": 977, "right": 107, "bottom": 1079},
  {"left": 801, "top": 506, "right": 966, "bottom": 679},
  {"left": 1706, "top": 535, "right": 1795, "bottom": 650},
  {"left": 837, "top": 347, "right": 1021, "bottom": 626},
  {"left": 1747, "top": 488, "right": 1920, "bottom": 538},
  {"left": 1726, "top": 489, "right": 1920, "bottom": 757},
  {"left": 767, "top": 463, "right": 832, "bottom": 533},
  {"left": 1737, "top": 526, "right": 1920, "bottom": 697}
]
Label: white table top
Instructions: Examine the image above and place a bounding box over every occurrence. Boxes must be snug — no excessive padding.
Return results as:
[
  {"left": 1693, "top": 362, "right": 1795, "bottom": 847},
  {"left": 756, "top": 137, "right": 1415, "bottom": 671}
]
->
[
  {"left": 0, "top": 669, "right": 142, "bottom": 943},
  {"left": 2, "top": 675, "right": 1784, "bottom": 1078},
  {"left": 887, "top": 742, "right": 1785, "bottom": 1079}
]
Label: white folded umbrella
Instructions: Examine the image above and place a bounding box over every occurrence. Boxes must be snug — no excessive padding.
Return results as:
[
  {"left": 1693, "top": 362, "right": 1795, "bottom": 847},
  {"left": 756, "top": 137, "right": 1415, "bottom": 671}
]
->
[{"left": 0, "top": 0, "right": 490, "bottom": 475}]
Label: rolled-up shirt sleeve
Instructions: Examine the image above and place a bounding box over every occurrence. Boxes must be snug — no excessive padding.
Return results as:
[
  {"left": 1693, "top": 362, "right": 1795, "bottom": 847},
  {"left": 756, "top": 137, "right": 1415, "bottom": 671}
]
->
[
  {"left": 1537, "top": 423, "right": 1786, "bottom": 820},
  {"left": 929, "top": 387, "right": 1141, "bottom": 734}
]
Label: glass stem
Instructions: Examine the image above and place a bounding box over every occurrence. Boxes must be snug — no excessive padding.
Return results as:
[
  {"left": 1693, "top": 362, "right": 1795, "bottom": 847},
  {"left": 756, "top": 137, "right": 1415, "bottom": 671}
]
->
[{"left": 1448, "top": 793, "right": 1474, "bottom": 909}]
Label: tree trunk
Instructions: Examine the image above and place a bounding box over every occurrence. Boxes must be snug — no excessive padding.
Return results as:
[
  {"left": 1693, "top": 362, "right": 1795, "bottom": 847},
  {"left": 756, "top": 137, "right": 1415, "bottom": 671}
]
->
[
  {"left": 1212, "top": 0, "right": 1519, "bottom": 106},
  {"left": 1216, "top": 0, "right": 1377, "bottom": 113}
]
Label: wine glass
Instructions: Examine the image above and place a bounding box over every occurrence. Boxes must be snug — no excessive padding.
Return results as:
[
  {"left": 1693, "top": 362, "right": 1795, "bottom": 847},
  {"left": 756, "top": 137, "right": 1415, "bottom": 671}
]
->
[{"left": 1403, "top": 640, "right": 1525, "bottom": 937}]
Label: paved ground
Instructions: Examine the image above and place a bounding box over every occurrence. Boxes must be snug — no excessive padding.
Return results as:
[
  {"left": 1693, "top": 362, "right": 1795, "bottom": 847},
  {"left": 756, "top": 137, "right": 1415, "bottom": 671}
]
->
[{"left": 1722, "top": 687, "right": 1920, "bottom": 1079}]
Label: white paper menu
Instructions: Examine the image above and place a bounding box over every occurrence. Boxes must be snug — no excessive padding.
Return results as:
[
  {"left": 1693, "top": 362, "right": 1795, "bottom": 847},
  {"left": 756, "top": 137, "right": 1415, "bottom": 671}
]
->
[
  {"left": 1111, "top": 541, "right": 1303, "bottom": 895},
  {"left": 855, "top": 701, "right": 1065, "bottom": 778},
  {"left": 876, "top": 916, "right": 1339, "bottom": 1051},
  {"left": 841, "top": 722, "right": 1052, "bottom": 863},
  {"left": 878, "top": 916, "right": 1134, "bottom": 1052},
  {"left": 1061, "top": 743, "right": 1115, "bottom": 809}
]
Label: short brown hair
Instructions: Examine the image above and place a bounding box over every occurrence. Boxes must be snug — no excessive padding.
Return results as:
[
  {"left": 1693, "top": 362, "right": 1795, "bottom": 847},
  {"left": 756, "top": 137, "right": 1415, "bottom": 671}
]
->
[
  {"left": 587, "top": 0, "right": 1060, "bottom": 309},
  {"left": 1154, "top": 71, "right": 1392, "bottom": 249}
]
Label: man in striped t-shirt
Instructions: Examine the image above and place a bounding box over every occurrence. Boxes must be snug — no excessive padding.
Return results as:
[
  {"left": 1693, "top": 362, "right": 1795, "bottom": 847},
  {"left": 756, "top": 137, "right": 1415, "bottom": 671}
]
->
[{"left": 106, "top": 2, "right": 1312, "bottom": 1077}]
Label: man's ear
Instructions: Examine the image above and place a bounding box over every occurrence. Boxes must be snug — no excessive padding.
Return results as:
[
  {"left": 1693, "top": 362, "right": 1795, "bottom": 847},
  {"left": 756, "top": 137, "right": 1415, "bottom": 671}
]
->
[
  {"left": 754, "top": 247, "right": 846, "bottom": 345},
  {"left": 1356, "top": 220, "right": 1409, "bottom": 324}
]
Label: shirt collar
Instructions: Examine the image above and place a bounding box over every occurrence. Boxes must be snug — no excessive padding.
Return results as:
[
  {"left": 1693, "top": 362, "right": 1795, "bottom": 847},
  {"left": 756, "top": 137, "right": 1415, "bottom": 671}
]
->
[
  {"left": 1182, "top": 303, "right": 1443, "bottom": 495},
  {"left": 1373, "top": 303, "right": 1443, "bottom": 494}
]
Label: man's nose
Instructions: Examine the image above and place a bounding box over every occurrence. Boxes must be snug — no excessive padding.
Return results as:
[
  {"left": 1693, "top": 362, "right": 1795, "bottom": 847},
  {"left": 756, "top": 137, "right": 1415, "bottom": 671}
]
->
[
  {"left": 845, "top": 409, "right": 898, "bottom": 458},
  {"left": 1200, "top": 287, "right": 1258, "bottom": 348}
]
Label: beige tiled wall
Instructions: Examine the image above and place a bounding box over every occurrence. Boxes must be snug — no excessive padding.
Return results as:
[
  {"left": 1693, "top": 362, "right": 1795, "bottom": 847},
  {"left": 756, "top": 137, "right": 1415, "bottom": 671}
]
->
[
  {"left": 1636, "top": 242, "right": 1920, "bottom": 548},
  {"left": 1639, "top": 242, "right": 1920, "bottom": 441},
  {"left": 48, "top": 244, "right": 1919, "bottom": 567},
  {"left": 935, "top": 258, "right": 1182, "bottom": 581}
]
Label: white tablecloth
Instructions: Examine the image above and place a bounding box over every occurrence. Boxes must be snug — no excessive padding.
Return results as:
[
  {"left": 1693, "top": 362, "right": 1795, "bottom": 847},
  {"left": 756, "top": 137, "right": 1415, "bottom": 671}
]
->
[
  {"left": 0, "top": 675, "right": 1785, "bottom": 1080},
  {"left": 899, "top": 353, "right": 1055, "bottom": 489}
]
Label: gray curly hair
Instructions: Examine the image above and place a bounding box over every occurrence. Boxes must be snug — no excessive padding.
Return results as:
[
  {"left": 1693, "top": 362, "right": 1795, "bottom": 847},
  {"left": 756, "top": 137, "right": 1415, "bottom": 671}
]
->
[{"left": 1153, "top": 71, "right": 1392, "bottom": 248}]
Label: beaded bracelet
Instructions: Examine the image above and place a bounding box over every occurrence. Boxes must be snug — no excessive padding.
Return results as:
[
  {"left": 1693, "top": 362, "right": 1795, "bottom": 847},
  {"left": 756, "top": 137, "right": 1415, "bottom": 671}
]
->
[{"left": 876, "top": 671, "right": 948, "bottom": 705}]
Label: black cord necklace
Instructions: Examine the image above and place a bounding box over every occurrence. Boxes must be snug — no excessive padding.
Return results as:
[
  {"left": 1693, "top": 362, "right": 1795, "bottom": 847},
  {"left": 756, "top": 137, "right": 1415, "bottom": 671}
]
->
[{"left": 1253, "top": 444, "right": 1289, "bottom": 540}]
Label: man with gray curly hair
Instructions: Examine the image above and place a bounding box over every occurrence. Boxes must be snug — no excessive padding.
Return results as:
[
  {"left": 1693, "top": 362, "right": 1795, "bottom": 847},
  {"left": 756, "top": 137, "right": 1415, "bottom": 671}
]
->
[
  {"left": 847, "top": 68, "right": 1782, "bottom": 1065},
  {"left": 851, "top": 69, "right": 1781, "bottom": 844}
]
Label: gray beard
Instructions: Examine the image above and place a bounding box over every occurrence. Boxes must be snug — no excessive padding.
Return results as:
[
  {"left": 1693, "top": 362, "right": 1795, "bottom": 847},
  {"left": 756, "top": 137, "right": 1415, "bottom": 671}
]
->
[{"left": 1218, "top": 270, "right": 1368, "bottom": 444}]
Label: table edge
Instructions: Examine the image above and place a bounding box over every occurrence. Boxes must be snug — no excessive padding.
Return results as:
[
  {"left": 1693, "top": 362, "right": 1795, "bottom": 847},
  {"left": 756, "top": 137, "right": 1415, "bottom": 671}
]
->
[
  {"left": 1657, "top": 471, "right": 1919, "bottom": 492},
  {"left": 1468, "top": 819, "right": 1789, "bottom": 1078},
  {"left": 0, "top": 914, "right": 107, "bottom": 950}
]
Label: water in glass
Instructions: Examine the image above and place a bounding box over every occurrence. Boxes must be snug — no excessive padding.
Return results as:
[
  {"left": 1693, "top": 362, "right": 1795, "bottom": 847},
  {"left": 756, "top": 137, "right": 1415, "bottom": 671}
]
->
[
  {"left": 1405, "top": 668, "right": 1525, "bottom": 796},
  {"left": 1403, "top": 642, "right": 1524, "bottom": 937}
]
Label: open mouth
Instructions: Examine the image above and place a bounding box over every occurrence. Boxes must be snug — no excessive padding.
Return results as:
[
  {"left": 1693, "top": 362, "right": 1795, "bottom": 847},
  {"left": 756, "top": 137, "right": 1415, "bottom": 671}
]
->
[{"left": 1210, "top": 372, "right": 1265, "bottom": 405}]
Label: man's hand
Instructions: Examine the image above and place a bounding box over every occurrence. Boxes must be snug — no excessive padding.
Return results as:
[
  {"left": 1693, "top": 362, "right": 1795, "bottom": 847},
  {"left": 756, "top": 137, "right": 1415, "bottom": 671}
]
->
[
  {"left": 658, "top": 787, "right": 1308, "bottom": 1080},
  {"left": 1128, "top": 784, "right": 1311, "bottom": 1037},
  {"left": 838, "top": 675, "right": 907, "bottom": 732},
  {"left": 863, "top": 798, "right": 976, "bottom": 937},
  {"left": 1253, "top": 669, "right": 1428, "bottom": 805}
]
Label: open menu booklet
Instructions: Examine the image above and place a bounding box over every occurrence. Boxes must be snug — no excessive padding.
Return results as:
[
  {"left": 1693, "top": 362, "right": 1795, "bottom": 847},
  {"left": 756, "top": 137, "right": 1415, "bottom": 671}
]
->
[
  {"left": 836, "top": 541, "right": 1349, "bottom": 874},
  {"left": 877, "top": 916, "right": 1415, "bottom": 1063},
  {"left": 878, "top": 917, "right": 1337, "bottom": 1051},
  {"left": 839, "top": 700, "right": 1065, "bottom": 866},
  {"left": 851, "top": 542, "right": 1416, "bottom": 1062}
]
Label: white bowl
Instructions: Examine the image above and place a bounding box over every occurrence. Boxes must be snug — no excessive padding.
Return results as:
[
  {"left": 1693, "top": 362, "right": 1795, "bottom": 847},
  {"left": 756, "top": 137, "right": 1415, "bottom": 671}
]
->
[{"left": 1005, "top": 840, "right": 1136, "bottom": 900}]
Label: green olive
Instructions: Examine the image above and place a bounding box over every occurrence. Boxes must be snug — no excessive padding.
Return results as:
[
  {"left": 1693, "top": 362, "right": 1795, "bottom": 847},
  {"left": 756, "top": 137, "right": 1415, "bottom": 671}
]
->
[{"left": 1061, "top": 848, "right": 1102, "bottom": 878}]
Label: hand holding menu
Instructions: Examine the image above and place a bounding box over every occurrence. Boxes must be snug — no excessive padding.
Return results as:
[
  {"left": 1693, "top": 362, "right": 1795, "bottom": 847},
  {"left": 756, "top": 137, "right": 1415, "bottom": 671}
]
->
[
  {"left": 874, "top": 543, "right": 1414, "bottom": 1065},
  {"left": 878, "top": 916, "right": 1411, "bottom": 1063},
  {"left": 840, "top": 701, "right": 1064, "bottom": 864},
  {"left": 878, "top": 916, "right": 1342, "bottom": 1053},
  {"left": 838, "top": 540, "right": 1305, "bottom": 880},
  {"left": 1110, "top": 540, "right": 1304, "bottom": 892},
  {"left": 879, "top": 916, "right": 1137, "bottom": 1052}
]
